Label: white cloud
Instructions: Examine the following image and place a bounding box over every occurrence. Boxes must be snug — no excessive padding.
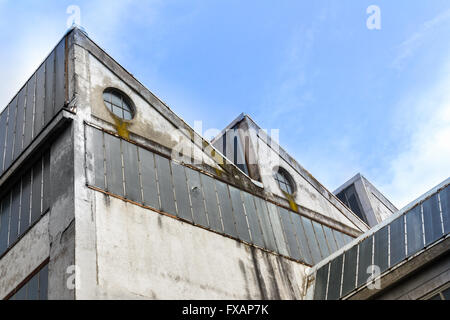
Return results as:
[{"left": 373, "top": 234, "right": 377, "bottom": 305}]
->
[
  {"left": 392, "top": 8, "right": 450, "bottom": 70},
  {"left": 379, "top": 64, "right": 450, "bottom": 208}
]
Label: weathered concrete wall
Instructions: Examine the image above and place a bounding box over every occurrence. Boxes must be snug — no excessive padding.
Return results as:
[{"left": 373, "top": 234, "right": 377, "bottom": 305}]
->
[
  {"left": 77, "top": 192, "right": 308, "bottom": 300},
  {"left": 47, "top": 125, "right": 76, "bottom": 300},
  {"left": 0, "top": 214, "right": 49, "bottom": 299}
]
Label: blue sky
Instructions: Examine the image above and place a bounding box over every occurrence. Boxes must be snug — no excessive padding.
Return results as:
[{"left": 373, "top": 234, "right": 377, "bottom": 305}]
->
[{"left": 0, "top": 0, "right": 449, "bottom": 208}]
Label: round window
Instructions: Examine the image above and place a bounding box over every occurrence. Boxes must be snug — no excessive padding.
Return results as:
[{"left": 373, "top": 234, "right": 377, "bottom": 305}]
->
[
  {"left": 274, "top": 167, "right": 295, "bottom": 195},
  {"left": 103, "top": 88, "right": 135, "bottom": 120}
]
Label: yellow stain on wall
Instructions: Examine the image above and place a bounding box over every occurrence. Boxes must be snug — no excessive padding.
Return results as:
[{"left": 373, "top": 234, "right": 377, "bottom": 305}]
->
[
  {"left": 113, "top": 117, "right": 130, "bottom": 139},
  {"left": 283, "top": 191, "right": 299, "bottom": 212}
]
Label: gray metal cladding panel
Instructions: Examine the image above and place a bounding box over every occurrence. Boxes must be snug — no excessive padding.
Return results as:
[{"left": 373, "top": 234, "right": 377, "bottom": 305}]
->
[
  {"left": 291, "top": 213, "right": 313, "bottom": 265},
  {"left": 333, "top": 229, "right": 346, "bottom": 249},
  {"left": 0, "top": 110, "right": 7, "bottom": 173},
  {"left": 267, "top": 202, "right": 289, "bottom": 257},
  {"left": 89, "top": 127, "right": 105, "bottom": 189},
  {"left": 242, "top": 192, "right": 265, "bottom": 247},
  {"left": 215, "top": 179, "right": 238, "bottom": 238},
  {"left": 373, "top": 225, "right": 389, "bottom": 274},
  {"left": 122, "top": 141, "right": 141, "bottom": 202},
  {"left": 201, "top": 174, "right": 222, "bottom": 232},
  {"left": 0, "top": 196, "right": 11, "bottom": 254},
  {"left": 27, "top": 273, "right": 39, "bottom": 300},
  {"left": 8, "top": 184, "right": 21, "bottom": 245},
  {"left": 301, "top": 216, "right": 322, "bottom": 264},
  {"left": 34, "top": 64, "right": 45, "bottom": 136},
  {"left": 341, "top": 245, "right": 358, "bottom": 297},
  {"left": 357, "top": 236, "right": 373, "bottom": 287},
  {"left": 229, "top": 186, "right": 251, "bottom": 243},
  {"left": 154, "top": 154, "right": 176, "bottom": 216},
  {"left": 312, "top": 221, "right": 330, "bottom": 259},
  {"left": 389, "top": 216, "right": 406, "bottom": 266},
  {"left": 24, "top": 75, "right": 36, "bottom": 147},
  {"left": 19, "top": 172, "right": 32, "bottom": 235},
  {"left": 440, "top": 187, "right": 450, "bottom": 234},
  {"left": 44, "top": 51, "right": 55, "bottom": 126},
  {"left": 422, "top": 193, "right": 443, "bottom": 245},
  {"left": 313, "top": 263, "right": 329, "bottom": 300},
  {"left": 185, "top": 167, "right": 208, "bottom": 227},
  {"left": 54, "top": 39, "right": 66, "bottom": 111},
  {"left": 4, "top": 100, "right": 17, "bottom": 170},
  {"left": 323, "top": 225, "right": 338, "bottom": 254},
  {"left": 31, "top": 159, "right": 43, "bottom": 224},
  {"left": 39, "top": 264, "right": 48, "bottom": 300},
  {"left": 171, "top": 162, "right": 192, "bottom": 222},
  {"left": 138, "top": 148, "right": 159, "bottom": 210},
  {"left": 278, "top": 207, "right": 302, "bottom": 260},
  {"left": 406, "top": 206, "right": 424, "bottom": 257},
  {"left": 14, "top": 87, "right": 26, "bottom": 158},
  {"left": 254, "top": 197, "right": 278, "bottom": 253},
  {"left": 42, "top": 151, "right": 50, "bottom": 212},
  {"left": 104, "top": 134, "right": 124, "bottom": 197},
  {"left": 327, "top": 254, "right": 343, "bottom": 300}
]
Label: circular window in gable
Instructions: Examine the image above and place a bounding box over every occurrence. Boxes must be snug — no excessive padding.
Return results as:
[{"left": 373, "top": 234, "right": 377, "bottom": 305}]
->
[
  {"left": 103, "top": 88, "right": 135, "bottom": 120},
  {"left": 274, "top": 167, "right": 296, "bottom": 195}
]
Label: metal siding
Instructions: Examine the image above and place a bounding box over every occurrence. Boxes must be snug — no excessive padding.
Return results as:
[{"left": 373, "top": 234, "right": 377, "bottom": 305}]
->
[
  {"left": 373, "top": 225, "right": 389, "bottom": 274},
  {"left": 31, "top": 159, "right": 43, "bottom": 224},
  {"left": 254, "top": 197, "right": 278, "bottom": 253},
  {"left": 104, "top": 134, "right": 124, "bottom": 197},
  {"left": 14, "top": 87, "right": 26, "bottom": 159},
  {"left": 301, "top": 216, "right": 322, "bottom": 264},
  {"left": 185, "top": 167, "right": 208, "bottom": 228},
  {"left": 389, "top": 216, "right": 406, "bottom": 267},
  {"left": 171, "top": 162, "right": 193, "bottom": 222},
  {"left": 440, "top": 187, "right": 450, "bottom": 235},
  {"left": 313, "top": 263, "right": 329, "bottom": 300},
  {"left": 201, "top": 174, "right": 223, "bottom": 233},
  {"left": 138, "top": 148, "right": 159, "bottom": 209},
  {"left": 54, "top": 39, "right": 66, "bottom": 112},
  {"left": 24, "top": 74, "right": 36, "bottom": 148},
  {"left": 89, "top": 127, "right": 105, "bottom": 189},
  {"left": 406, "top": 206, "right": 424, "bottom": 257},
  {"left": 154, "top": 154, "right": 176, "bottom": 215},
  {"left": 323, "top": 225, "right": 338, "bottom": 253},
  {"left": 422, "top": 193, "right": 443, "bottom": 245},
  {"left": 19, "top": 172, "right": 31, "bottom": 235},
  {"left": 122, "top": 141, "right": 141, "bottom": 202},
  {"left": 327, "top": 254, "right": 343, "bottom": 300},
  {"left": 290, "top": 213, "right": 313, "bottom": 265},
  {"left": 28, "top": 273, "right": 39, "bottom": 300},
  {"left": 44, "top": 51, "right": 55, "bottom": 126},
  {"left": 357, "top": 236, "right": 373, "bottom": 287},
  {"left": 215, "top": 179, "right": 238, "bottom": 238},
  {"left": 267, "top": 202, "right": 289, "bottom": 257},
  {"left": 0, "top": 195, "right": 11, "bottom": 255},
  {"left": 39, "top": 264, "right": 48, "bottom": 300},
  {"left": 8, "top": 184, "right": 21, "bottom": 246},
  {"left": 4, "top": 99, "right": 17, "bottom": 170},
  {"left": 42, "top": 151, "right": 50, "bottom": 212},
  {"left": 34, "top": 64, "right": 45, "bottom": 137},
  {"left": 229, "top": 186, "right": 251, "bottom": 243},
  {"left": 341, "top": 245, "right": 358, "bottom": 297},
  {"left": 0, "top": 109, "right": 7, "bottom": 174},
  {"left": 278, "top": 207, "right": 302, "bottom": 260},
  {"left": 242, "top": 192, "right": 265, "bottom": 247},
  {"left": 333, "top": 229, "right": 346, "bottom": 249},
  {"left": 312, "top": 221, "right": 330, "bottom": 259}
]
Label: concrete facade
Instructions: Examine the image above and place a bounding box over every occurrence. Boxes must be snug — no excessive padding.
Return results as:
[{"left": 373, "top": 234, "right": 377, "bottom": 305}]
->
[
  {"left": 1, "top": 28, "right": 446, "bottom": 301},
  {"left": 334, "top": 173, "right": 397, "bottom": 227}
]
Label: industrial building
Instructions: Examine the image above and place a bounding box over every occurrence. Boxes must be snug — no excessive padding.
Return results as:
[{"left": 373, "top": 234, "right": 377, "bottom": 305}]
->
[{"left": 0, "top": 28, "right": 448, "bottom": 300}]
